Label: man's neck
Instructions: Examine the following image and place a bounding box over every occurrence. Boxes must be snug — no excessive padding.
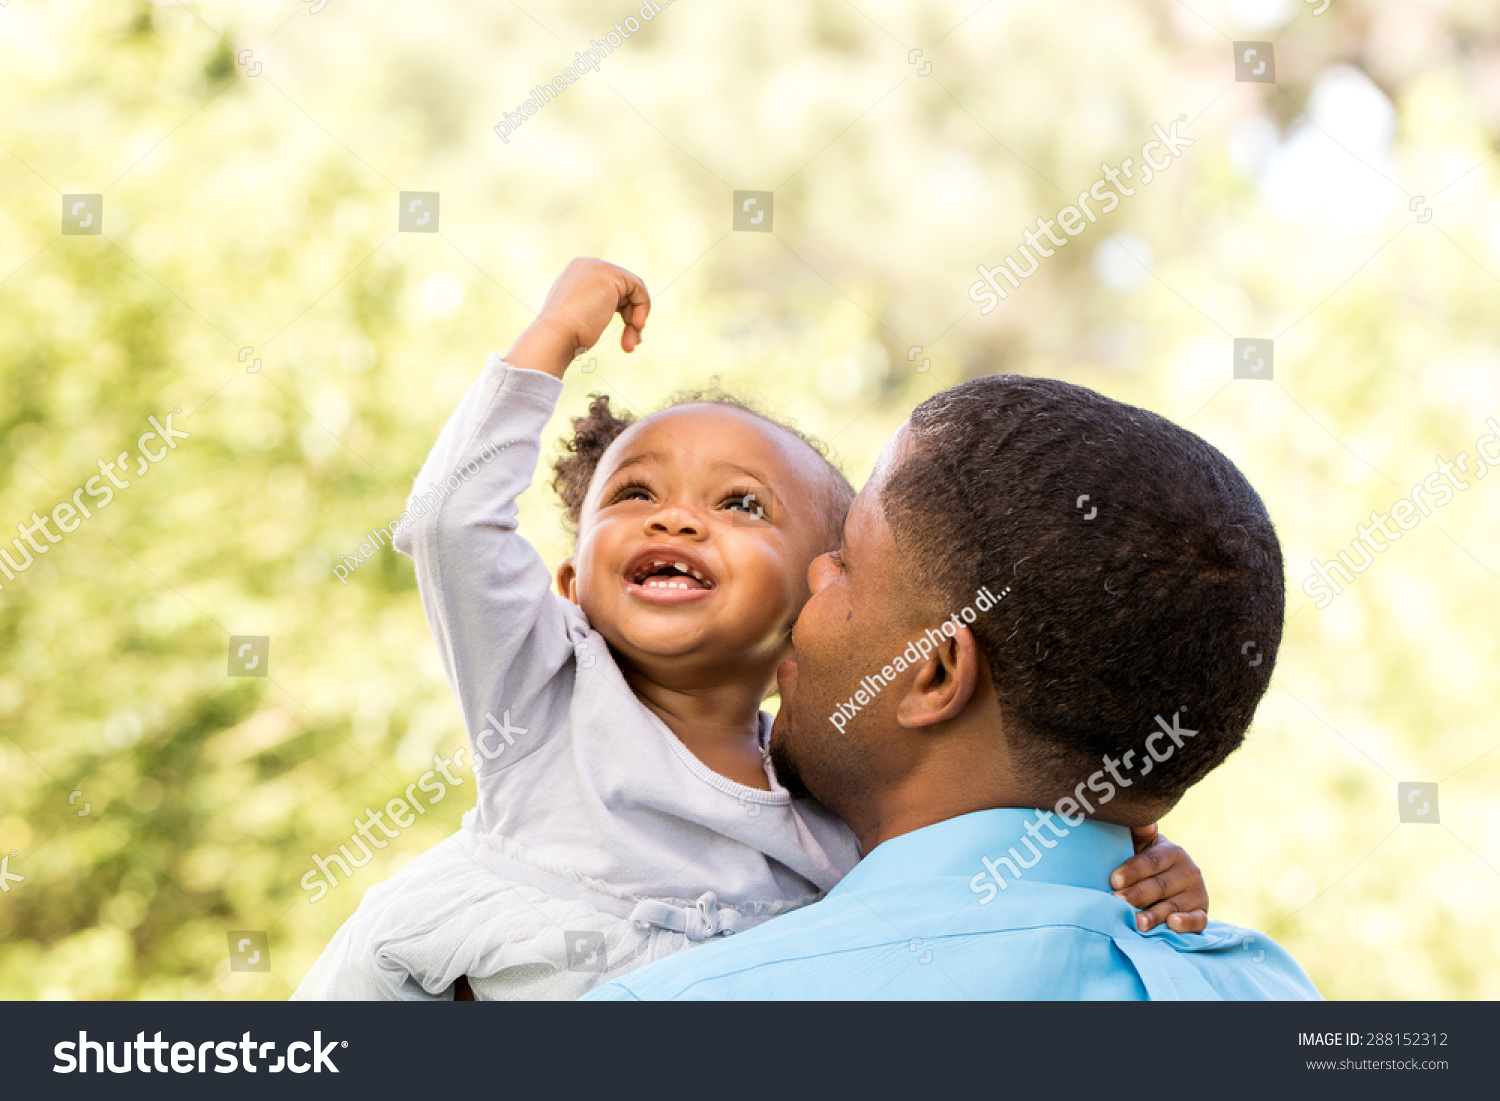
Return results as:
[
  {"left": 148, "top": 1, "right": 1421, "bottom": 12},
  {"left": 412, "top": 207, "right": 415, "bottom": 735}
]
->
[
  {"left": 847, "top": 783, "right": 1173, "bottom": 851},
  {"left": 844, "top": 776, "right": 1044, "bottom": 854}
]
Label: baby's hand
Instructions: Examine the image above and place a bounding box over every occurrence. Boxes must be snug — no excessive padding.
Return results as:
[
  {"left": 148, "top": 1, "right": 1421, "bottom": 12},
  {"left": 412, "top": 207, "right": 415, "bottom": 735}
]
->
[
  {"left": 506, "top": 258, "right": 651, "bottom": 379},
  {"left": 1107, "top": 823, "right": 1209, "bottom": 934}
]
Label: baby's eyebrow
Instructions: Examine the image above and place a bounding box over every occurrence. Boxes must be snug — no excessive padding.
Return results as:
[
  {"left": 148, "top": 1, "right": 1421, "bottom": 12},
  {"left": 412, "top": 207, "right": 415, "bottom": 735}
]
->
[
  {"left": 609, "top": 451, "right": 668, "bottom": 476},
  {"left": 710, "top": 460, "right": 771, "bottom": 485}
]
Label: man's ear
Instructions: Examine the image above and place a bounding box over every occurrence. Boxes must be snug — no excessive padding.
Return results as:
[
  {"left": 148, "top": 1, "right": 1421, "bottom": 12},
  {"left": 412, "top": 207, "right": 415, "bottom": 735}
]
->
[
  {"left": 896, "top": 625, "right": 979, "bottom": 729},
  {"left": 556, "top": 558, "right": 580, "bottom": 604}
]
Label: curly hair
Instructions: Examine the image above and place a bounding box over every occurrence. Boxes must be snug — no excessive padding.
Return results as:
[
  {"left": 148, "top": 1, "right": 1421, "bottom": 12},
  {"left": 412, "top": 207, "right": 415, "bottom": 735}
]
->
[
  {"left": 551, "top": 388, "right": 854, "bottom": 545},
  {"left": 880, "top": 375, "right": 1285, "bottom": 806}
]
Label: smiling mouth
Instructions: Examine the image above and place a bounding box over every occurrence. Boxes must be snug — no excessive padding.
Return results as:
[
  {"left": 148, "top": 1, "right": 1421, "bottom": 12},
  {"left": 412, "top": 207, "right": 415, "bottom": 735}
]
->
[{"left": 630, "top": 559, "right": 715, "bottom": 591}]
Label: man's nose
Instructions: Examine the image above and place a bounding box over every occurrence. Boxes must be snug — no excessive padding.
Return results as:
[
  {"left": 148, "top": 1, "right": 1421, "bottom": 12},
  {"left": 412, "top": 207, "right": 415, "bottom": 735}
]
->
[
  {"left": 808, "top": 553, "right": 838, "bottom": 593},
  {"left": 645, "top": 506, "right": 704, "bottom": 539}
]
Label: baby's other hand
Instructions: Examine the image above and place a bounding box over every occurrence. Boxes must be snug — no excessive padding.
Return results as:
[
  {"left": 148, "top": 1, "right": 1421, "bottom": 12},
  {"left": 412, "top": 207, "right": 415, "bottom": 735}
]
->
[
  {"left": 507, "top": 258, "right": 651, "bottom": 379},
  {"left": 1107, "top": 823, "right": 1210, "bottom": 934}
]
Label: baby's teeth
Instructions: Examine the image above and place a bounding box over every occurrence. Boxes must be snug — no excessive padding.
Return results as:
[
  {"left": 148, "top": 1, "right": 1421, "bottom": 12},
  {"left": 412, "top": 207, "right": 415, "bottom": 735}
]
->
[{"left": 640, "top": 575, "right": 712, "bottom": 591}]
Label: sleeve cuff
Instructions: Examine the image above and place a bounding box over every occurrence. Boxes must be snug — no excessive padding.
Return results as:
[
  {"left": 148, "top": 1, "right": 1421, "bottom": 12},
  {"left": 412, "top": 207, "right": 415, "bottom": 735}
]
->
[{"left": 486, "top": 353, "right": 567, "bottom": 405}]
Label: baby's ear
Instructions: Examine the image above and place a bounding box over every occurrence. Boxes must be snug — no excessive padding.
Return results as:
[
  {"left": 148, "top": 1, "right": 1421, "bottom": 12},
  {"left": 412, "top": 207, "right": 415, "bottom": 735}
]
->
[{"left": 556, "top": 558, "right": 580, "bottom": 603}]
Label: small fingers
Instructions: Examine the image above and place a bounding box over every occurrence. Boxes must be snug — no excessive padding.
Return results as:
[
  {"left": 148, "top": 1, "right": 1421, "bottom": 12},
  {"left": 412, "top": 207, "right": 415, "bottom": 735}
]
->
[
  {"left": 615, "top": 268, "right": 651, "bottom": 351},
  {"left": 1109, "top": 837, "right": 1173, "bottom": 892},
  {"left": 1129, "top": 822, "right": 1159, "bottom": 855},
  {"left": 1133, "top": 903, "right": 1207, "bottom": 933},
  {"left": 1112, "top": 860, "right": 1203, "bottom": 910},
  {"left": 1166, "top": 909, "right": 1208, "bottom": 934}
]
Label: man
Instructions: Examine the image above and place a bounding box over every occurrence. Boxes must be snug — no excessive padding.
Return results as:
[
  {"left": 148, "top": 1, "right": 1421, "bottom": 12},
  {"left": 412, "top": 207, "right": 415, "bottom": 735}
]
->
[{"left": 586, "top": 375, "right": 1319, "bottom": 999}]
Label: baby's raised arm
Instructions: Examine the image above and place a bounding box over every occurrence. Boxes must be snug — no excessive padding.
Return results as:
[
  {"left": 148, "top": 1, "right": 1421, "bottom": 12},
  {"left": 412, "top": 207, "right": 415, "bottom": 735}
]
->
[{"left": 393, "top": 259, "right": 651, "bottom": 782}]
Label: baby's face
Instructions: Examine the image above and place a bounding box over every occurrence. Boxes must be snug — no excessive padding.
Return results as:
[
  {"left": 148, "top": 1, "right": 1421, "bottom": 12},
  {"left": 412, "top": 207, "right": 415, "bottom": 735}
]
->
[{"left": 557, "top": 404, "right": 836, "bottom": 684}]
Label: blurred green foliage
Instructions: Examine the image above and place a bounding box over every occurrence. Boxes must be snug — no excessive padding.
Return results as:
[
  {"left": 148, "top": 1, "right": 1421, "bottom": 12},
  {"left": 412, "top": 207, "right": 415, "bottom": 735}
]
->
[{"left": 1, "top": 0, "right": 1498, "bottom": 999}]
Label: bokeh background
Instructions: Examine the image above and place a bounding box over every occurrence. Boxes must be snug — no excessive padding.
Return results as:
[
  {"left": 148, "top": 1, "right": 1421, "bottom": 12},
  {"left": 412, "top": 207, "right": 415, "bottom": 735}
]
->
[{"left": 2, "top": 0, "right": 1498, "bottom": 1000}]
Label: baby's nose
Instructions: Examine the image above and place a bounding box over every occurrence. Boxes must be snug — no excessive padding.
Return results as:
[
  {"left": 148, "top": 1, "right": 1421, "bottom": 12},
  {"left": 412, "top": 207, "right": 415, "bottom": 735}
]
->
[{"left": 645, "top": 507, "right": 702, "bottom": 537}]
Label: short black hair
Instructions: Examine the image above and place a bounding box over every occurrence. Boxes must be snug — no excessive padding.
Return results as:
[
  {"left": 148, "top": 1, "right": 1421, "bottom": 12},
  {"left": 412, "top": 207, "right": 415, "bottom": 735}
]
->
[
  {"left": 881, "top": 375, "right": 1284, "bottom": 805},
  {"left": 552, "top": 391, "right": 855, "bottom": 548}
]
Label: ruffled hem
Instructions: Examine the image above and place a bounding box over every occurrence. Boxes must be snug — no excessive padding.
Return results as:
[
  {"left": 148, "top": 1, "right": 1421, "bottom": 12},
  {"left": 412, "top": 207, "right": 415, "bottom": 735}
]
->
[{"left": 292, "top": 827, "right": 824, "bottom": 1001}]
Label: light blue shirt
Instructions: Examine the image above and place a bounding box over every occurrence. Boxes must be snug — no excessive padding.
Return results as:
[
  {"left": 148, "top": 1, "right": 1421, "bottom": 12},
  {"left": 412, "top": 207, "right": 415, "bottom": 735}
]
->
[{"left": 585, "top": 809, "right": 1321, "bottom": 1000}]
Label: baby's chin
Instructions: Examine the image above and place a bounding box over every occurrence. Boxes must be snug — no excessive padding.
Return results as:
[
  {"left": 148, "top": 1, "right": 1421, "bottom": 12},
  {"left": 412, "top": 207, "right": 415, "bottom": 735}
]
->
[
  {"left": 597, "top": 614, "right": 785, "bottom": 676},
  {"left": 611, "top": 619, "right": 739, "bottom": 662}
]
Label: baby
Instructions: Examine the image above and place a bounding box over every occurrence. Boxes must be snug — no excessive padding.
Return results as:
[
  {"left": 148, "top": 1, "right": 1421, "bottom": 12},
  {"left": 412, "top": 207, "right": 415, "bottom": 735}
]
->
[{"left": 295, "top": 259, "right": 1209, "bottom": 1000}]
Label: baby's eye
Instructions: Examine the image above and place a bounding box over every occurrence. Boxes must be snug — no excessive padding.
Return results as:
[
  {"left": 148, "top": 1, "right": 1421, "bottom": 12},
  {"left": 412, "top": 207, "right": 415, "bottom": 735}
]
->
[
  {"left": 722, "top": 490, "right": 771, "bottom": 522},
  {"left": 827, "top": 551, "right": 846, "bottom": 570},
  {"left": 610, "top": 482, "right": 654, "bottom": 504}
]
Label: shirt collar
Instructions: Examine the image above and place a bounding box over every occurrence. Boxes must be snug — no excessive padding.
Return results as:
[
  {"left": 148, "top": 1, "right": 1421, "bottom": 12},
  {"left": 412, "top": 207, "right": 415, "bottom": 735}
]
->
[{"left": 831, "top": 808, "right": 1135, "bottom": 896}]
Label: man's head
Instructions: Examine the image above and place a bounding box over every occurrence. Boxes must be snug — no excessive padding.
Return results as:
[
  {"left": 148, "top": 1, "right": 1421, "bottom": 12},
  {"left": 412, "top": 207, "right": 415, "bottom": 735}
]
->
[{"left": 770, "top": 375, "right": 1284, "bottom": 845}]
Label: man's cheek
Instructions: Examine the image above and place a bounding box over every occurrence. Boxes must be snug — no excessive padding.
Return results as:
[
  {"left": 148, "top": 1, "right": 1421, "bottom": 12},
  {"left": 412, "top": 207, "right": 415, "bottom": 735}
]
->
[{"left": 768, "top": 705, "right": 789, "bottom": 750}]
